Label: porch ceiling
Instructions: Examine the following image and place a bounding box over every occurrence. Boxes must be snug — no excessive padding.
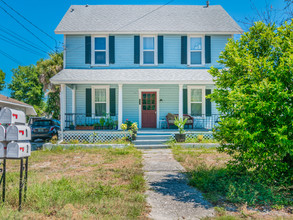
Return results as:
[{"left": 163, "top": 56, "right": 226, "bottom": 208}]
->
[{"left": 50, "top": 69, "right": 215, "bottom": 85}]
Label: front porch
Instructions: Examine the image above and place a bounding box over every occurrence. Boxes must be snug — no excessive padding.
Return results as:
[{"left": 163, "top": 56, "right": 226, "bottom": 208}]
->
[{"left": 60, "top": 83, "right": 221, "bottom": 133}]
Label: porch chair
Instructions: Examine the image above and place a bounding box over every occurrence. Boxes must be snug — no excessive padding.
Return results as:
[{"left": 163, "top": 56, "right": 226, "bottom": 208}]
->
[{"left": 165, "top": 113, "right": 194, "bottom": 129}]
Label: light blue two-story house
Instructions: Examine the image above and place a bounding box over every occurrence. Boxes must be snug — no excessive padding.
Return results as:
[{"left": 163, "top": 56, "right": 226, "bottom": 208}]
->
[{"left": 51, "top": 4, "right": 242, "bottom": 133}]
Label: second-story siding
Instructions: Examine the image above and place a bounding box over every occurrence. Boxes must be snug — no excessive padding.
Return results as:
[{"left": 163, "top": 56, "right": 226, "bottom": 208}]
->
[{"left": 65, "top": 34, "right": 232, "bottom": 69}]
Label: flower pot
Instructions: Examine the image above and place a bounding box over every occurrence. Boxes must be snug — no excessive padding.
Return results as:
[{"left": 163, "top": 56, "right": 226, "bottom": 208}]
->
[
  {"left": 69, "top": 125, "right": 75, "bottom": 130},
  {"left": 175, "top": 133, "right": 186, "bottom": 142},
  {"left": 76, "top": 126, "right": 94, "bottom": 130}
]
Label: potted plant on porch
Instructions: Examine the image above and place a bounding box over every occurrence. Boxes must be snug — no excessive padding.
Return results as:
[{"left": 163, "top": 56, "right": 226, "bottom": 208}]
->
[
  {"left": 174, "top": 117, "right": 188, "bottom": 142},
  {"left": 130, "top": 122, "right": 138, "bottom": 140}
]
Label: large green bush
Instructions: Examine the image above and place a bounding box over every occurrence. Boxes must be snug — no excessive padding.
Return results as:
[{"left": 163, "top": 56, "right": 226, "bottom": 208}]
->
[{"left": 210, "top": 21, "right": 293, "bottom": 183}]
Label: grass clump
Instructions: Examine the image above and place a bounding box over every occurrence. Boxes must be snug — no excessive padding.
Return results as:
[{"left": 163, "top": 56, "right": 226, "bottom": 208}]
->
[
  {"left": 172, "top": 147, "right": 293, "bottom": 208},
  {"left": 0, "top": 146, "right": 147, "bottom": 219}
]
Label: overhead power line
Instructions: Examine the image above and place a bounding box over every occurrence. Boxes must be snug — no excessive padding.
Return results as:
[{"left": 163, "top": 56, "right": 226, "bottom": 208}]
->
[
  {"left": 0, "top": 0, "right": 58, "bottom": 47},
  {"left": 0, "top": 5, "right": 55, "bottom": 52},
  {"left": 0, "top": 26, "right": 48, "bottom": 54},
  {"left": 0, "top": 34, "right": 45, "bottom": 56},
  {"left": 0, "top": 49, "right": 23, "bottom": 65},
  {"left": 115, "top": 0, "right": 175, "bottom": 31}
]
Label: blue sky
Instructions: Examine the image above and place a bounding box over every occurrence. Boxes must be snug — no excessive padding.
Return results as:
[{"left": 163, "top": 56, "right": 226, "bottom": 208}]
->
[{"left": 0, "top": 0, "right": 286, "bottom": 96}]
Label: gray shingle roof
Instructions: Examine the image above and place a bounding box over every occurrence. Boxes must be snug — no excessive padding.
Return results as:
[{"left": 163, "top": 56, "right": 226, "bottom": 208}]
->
[
  {"left": 50, "top": 69, "right": 214, "bottom": 84},
  {"left": 55, "top": 5, "right": 242, "bottom": 34}
]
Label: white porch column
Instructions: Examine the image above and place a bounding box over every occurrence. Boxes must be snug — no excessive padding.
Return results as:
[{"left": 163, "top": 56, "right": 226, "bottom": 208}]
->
[
  {"left": 179, "top": 84, "right": 183, "bottom": 119},
  {"left": 118, "top": 84, "right": 123, "bottom": 130},
  {"left": 72, "top": 85, "right": 76, "bottom": 126},
  {"left": 60, "top": 84, "right": 66, "bottom": 139}
]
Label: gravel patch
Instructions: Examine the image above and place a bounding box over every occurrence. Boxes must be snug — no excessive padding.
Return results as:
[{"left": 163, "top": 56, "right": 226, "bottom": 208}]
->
[{"left": 142, "top": 149, "right": 214, "bottom": 220}]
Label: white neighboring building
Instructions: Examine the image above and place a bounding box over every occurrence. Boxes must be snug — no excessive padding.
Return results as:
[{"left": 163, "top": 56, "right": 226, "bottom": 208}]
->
[{"left": 0, "top": 94, "right": 37, "bottom": 115}]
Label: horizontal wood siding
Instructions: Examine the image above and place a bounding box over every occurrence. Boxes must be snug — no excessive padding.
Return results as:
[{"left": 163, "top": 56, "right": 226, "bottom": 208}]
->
[
  {"left": 66, "top": 35, "right": 90, "bottom": 68},
  {"left": 75, "top": 84, "right": 118, "bottom": 116},
  {"left": 65, "top": 34, "right": 231, "bottom": 69},
  {"left": 208, "top": 35, "right": 232, "bottom": 68},
  {"left": 122, "top": 85, "right": 179, "bottom": 126},
  {"left": 112, "top": 35, "right": 139, "bottom": 67}
]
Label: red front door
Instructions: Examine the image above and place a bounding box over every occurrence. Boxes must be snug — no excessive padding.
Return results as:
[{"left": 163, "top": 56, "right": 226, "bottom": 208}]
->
[{"left": 142, "top": 92, "right": 157, "bottom": 128}]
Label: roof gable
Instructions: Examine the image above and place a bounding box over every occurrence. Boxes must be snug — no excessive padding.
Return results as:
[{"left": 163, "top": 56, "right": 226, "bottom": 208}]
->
[{"left": 55, "top": 5, "right": 243, "bottom": 34}]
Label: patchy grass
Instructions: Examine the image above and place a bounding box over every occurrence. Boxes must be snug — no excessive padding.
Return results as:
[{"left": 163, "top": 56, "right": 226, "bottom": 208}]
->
[
  {"left": 0, "top": 146, "right": 148, "bottom": 219},
  {"left": 172, "top": 146, "right": 293, "bottom": 219}
]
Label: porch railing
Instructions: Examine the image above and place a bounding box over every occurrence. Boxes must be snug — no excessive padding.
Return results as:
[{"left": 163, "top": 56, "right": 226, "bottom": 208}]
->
[
  {"left": 65, "top": 113, "right": 118, "bottom": 130},
  {"left": 190, "top": 114, "right": 221, "bottom": 130},
  {"left": 65, "top": 113, "right": 221, "bottom": 131}
]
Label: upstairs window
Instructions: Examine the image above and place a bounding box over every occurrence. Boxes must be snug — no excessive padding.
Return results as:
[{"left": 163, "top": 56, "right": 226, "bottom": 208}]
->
[
  {"left": 141, "top": 36, "right": 157, "bottom": 65},
  {"left": 188, "top": 36, "right": 204, "bottom": 65},
  {"left": 92, "top": 36, "right": 108, "bottom": 65}
]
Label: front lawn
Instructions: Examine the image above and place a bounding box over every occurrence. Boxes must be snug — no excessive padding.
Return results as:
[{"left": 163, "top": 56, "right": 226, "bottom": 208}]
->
[
  {"left": 0, "top": 146, "right": 148, "bottom": 219},
  {"left": 172, "top": 146, "right": 293, "bottom": 219}
]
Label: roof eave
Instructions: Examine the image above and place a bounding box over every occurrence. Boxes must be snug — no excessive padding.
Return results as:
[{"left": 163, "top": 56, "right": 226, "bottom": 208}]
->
[
  {"left": 54, "top": 30, "right": 243, "bottom": 35},
  {"left": 50, "top": 79, "right": 215, "bottom": 85}
]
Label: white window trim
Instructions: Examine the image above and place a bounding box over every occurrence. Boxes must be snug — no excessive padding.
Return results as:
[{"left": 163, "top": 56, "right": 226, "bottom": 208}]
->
[
  {"left": 187, "top": 35, "right": 205, "bottom": 67},
  {"left": 187, "top": 86, "right": 206, "bottom": 116},
  {"left": 140, "top": 35, "right": 158, "bottom": 66},
  {"left": 91, "top": 35, "right": 109, "bottom": 66},
  {"left": 138, "top": 89, "right": 160, "bottom": 129},
  {"left": 91, "top": 85, "right": 110, "bottom": 117}
]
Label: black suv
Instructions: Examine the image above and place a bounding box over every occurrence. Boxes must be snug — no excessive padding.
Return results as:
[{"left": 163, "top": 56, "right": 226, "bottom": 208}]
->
[{"left": 31, "top": 119, "right": 60, "bottom": 142}]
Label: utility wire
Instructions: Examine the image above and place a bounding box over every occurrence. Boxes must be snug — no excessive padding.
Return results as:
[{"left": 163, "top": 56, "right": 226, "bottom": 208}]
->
[
  {"left": 0, "top": 49, "right": 23, "bottom": 65},
  {"left": 0, "top": 5, "right": 55, "bottom": 51},
  {"left": 0, "top": 26, "right": 48, "bottom": 54},
  {"left": 0, "top": 34, "right": 45, "bottom": 56},
  {"left": 115, "top": 0, "right": 175, "bottom": 31},
  {"left": 0, "top": 0, "right": 58, "bottom": 48}
]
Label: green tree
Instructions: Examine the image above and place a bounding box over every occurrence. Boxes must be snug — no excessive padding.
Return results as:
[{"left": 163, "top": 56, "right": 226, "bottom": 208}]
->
[
  {"left": 0, "top": 69, "right": 5, "bottom": 91},
  {"left": 210, "top": 21, "right": 293, "bottom": 183},
  {"left": 37, "top": 52, "right": 63, "bottom": 119},
  {"left": 8, "top": 65, "right": 44, "bottom": 110}
]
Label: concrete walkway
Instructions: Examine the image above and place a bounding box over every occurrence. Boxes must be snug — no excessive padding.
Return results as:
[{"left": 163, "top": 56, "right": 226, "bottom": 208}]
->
[{"left": 142, "top": 149, "right": 214, "bottom": 220}]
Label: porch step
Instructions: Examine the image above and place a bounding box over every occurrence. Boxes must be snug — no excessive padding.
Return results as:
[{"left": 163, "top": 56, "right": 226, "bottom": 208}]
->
[
  {"left": 135, "top": 145, "right": 170, "bottom": 149},
  {"left": 134, "top": 131, "right": 172, "bottom": 147},
  {"left": 133, "top": 139, "right": 169, "bottom": 146},
  {"left": 136, "top": 135, "right": 171, "bottom": 141}
]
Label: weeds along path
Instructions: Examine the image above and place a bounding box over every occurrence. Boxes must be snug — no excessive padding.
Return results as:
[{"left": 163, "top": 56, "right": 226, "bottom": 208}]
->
[{"left": 142, "top": 149, "right": 214, "bottom": 220}]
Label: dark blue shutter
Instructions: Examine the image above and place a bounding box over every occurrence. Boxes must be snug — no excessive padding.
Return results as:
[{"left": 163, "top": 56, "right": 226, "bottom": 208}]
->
[
  {"left": 206, "top": 89, "right": 212, "bottom": 116},
  {"left": 158, "top": 36, "right": 164, "bottom": 64},
  {"left": 134, "top": 36, "right": 140, "bottom": 64},
  {"left": 109, "top": 36, "right": 115, "bottom": 64},
  {"left": 86, "top": 88, "right": 92, "bottom": 117},
  {"left": 183, "top": 89, "right": 188, "bottom": 114},
  {"left": 181, "top": 36, "right": 187, "bottom": 64},
  {"left": 205, "top": 36, "right": 211, "bottom": 64},
  {"left": 110, "top": 88, "right": 116, "bottom": 116},
  {"left": 85, "top": 36, "right": 91, "bottom": 64}
]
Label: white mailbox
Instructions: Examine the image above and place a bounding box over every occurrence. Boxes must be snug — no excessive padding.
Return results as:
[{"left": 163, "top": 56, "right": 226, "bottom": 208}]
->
[
  {"left": 0, "top": 107, "right": 26, "bottom": 125},
  {"left": 0, "top": 142, "right": 5, "bottom": 158},
  {"left": 7, "top": 142, "right": 31, "bottom": 158},
  {"left": 6, "top": 125, "right": 31, "bottom": 141},
  {"left": 0, "top": 125, "right": 5, "bottom": 141}
]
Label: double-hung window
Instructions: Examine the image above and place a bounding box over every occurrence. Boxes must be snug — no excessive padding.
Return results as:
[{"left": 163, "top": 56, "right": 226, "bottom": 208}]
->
[
  {"left": 188, "top": 36, "right": 204, "bottom": 65},
  {"left": 141, "top": 36, "right": 157, "bottom": 65},
  {"left": 188, "top": 86, "right": 205, "bottom": 116},
  {"left": 92, "top": 36, "right": 108, "bottom": 65},
  {"left": 92, "top": 86, "right": 109, "bottom": 117}
]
